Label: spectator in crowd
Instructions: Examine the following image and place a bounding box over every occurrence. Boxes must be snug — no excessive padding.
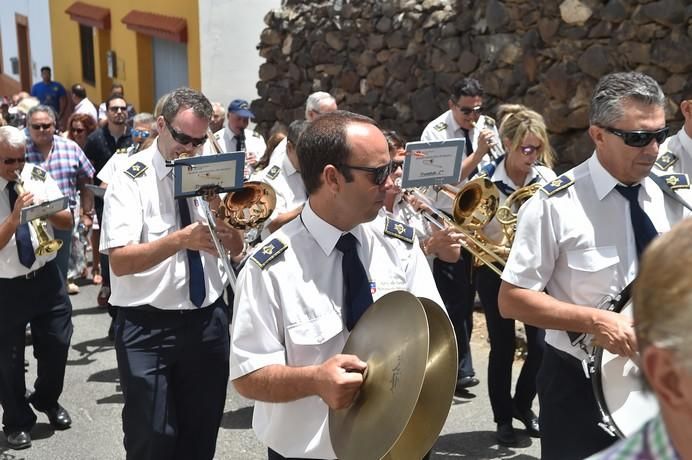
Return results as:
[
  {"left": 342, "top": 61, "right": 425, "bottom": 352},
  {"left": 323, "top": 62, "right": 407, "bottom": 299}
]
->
[
  {"left": 30, "top": 67, "right": 67, "bottom": 129},
  {"left": 70, "top": 84, "right": 98, "bottom": 123}
]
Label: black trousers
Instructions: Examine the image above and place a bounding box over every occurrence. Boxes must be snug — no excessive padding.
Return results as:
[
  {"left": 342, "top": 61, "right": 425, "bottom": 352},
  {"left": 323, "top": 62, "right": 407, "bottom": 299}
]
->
[
  {"left": 475, "top": 266, "right": 544, "bottom": 424},
  {"left": 0, "top": 261, "right": 73, "bottom": 434},
  {"left": 432, "top": 253, "right": 475, "bottom": 378},
  {"left": 537, "top": 345, "right": 615, "bottom": 460},
  {"left": 114, "top": 298, "right": 230, "bottom": 460}
]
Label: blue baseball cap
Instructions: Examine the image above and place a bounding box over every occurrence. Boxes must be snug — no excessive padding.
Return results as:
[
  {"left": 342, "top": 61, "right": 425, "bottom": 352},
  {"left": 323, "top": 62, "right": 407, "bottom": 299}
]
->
[{"left": 227, "top": 99, "right": 254, "bottom": 118}]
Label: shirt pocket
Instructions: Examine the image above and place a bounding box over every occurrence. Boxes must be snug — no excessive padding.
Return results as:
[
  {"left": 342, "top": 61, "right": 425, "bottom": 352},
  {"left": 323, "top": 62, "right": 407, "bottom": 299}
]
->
[
  {"left": 285, "top": 313, "right": 344, "bottom": 366},
  {"left": 566, "top": 246, "right": 620, "bottom": 303}
]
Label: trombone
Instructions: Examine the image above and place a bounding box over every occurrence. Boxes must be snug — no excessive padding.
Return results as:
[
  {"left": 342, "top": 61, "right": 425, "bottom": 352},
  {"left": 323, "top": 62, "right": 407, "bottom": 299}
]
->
[{"left": 404, "top": 178, "right": 506, "bottom": 277}]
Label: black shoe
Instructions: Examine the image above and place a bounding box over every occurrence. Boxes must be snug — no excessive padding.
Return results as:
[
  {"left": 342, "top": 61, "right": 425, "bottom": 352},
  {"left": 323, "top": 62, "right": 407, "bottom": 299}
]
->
[
  {"left": 455, "top": 376, "right": 480, "bottom": 391},
  {"left": 513, "top": 406, "right": 540, "bottom": 437},
  {"left": 496, "top": 423, "right": 517, "bottom": 446},
  {"left": 43, "top": 405, "right": 72, "bottom": 430},
  {"left": 6, "top": 430, "right": 31, "bottom": 449}
]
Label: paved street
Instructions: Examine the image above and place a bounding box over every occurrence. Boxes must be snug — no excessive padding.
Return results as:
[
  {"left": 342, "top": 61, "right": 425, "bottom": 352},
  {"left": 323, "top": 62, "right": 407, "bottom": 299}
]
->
[{"left": 1, "top": 282, "right": 541, "bottom": 460}]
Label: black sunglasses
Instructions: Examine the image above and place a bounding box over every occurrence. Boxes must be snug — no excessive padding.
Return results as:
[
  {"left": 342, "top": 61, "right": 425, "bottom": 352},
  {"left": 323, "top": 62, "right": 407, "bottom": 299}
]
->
[
  {"left": 109, "top": 106, "right": 127, "bottom": 113},
  {"left": 341, "top": 162, "right": 393, "bottom": 185},
  {"left": 165, "top": 119, "right": 207, "bottom": 147},
  {"left": 1, "top": 157, "right": 26, "bottom": 165},
  {"left": 603, "top": 126, "right": 669, "bottom": 148},
  {"left": 30, "top": 123, "right": 53, "bottom": 130},
  {"left": 452, "top": 101, "right": 483, "bottom": 116}
]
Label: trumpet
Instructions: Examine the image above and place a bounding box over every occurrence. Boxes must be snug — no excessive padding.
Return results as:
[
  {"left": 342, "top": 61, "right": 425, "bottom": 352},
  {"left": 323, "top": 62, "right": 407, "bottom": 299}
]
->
[
  {"left": 473, "top": 117, "right": 505, "bottom": 162},
  {"left": 13, "top": 171, "right": 63, "bottom": 256},
  {"left": 403, "top": 178, "right": 507, "bottom": 277}
]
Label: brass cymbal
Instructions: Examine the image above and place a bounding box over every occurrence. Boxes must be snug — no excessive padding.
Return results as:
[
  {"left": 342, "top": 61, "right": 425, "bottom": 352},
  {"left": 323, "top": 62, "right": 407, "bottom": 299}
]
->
[
  {"left": 383, "top": 297, "right": 458, "bottom": 460},
  {"left": 329, "top": 291, "right": 430, "bottom": 460}
]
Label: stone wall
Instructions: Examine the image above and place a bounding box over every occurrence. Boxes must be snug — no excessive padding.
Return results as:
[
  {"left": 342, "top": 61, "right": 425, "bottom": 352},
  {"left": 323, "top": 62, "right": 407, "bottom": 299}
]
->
[{"left": 252, "top": 0, "right": 692, "bottom": 171}]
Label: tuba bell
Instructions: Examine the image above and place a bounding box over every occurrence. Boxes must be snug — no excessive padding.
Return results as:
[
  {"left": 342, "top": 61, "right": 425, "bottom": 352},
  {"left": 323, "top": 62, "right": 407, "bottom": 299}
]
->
[
  {"left": 218, "top": 181, "right": 276, "bottom": 230},
  {"left": 14, "top": 171, "right": 63, "bottom": 256}
]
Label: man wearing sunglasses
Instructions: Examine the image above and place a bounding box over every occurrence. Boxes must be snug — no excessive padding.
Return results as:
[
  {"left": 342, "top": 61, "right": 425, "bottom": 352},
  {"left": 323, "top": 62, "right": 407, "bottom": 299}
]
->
[
  {"left": 230, "top": 111, "right": 443, "bottom": 460},
  {"left": 100, "top": 87, "right": 244, "bottom": 460},
  {"left": 0, "top": 126, "right": 74, "bottom": 450},
  {"left": 654, "top": 80, "right": 692, "bottom": 176},
  {"left": 499, "top": 72, "right": 692, "bottom": 459}
]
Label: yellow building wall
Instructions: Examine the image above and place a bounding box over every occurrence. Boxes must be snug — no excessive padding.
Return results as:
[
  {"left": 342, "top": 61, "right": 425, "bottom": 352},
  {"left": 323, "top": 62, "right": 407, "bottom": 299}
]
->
[{"left": 49, "top": 0, "right": 200, "bottom": 114}]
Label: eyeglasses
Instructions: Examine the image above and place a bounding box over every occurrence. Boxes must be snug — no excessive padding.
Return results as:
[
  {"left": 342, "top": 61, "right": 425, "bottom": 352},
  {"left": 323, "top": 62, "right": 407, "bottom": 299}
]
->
[
  {"left": 1, "top": 157, "right": 26, "bottom": 165},
  {"left": 603, "top": 126, "right": 669, "bottom": 148},
  {"left": 452, "top": 102, "right": 483, "bottom": 116},
  {"left": 341, "top": 162, "right": 393, "bottom": 185},
  {"left": 132, "top": 129, "right": 150, "bottom": 138},
  {"left": 165, "top": 119, "right": 207, "bottom": 147},
  {"left": 70, "top": 127, "right": 85, "bottom": 134},
  {"left": 109, "top": 106, "right": 127, "bottom": 113},
  {"left": 30, "top": 123, "right": 53, "bottom": 130},
  {"left": 520, "top": 145, "right": 541, "bottom": 156}
]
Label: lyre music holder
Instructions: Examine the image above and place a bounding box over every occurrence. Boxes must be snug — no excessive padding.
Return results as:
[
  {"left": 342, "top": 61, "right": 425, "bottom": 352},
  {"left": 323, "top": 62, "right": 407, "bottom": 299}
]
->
[{"left": 167, "top": 152, "right": 245, "bottom": 198}]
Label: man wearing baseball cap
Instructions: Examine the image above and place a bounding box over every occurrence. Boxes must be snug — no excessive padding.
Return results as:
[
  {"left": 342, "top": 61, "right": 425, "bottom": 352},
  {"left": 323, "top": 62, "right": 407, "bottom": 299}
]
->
[{"left": 204, "top": 99, "right": 266, "bottom": 178}]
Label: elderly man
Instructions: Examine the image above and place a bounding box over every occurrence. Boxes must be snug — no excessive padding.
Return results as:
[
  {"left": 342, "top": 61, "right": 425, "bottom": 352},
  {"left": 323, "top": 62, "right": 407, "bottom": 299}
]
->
[
  {"left": 25, "top": 105, "right": 95, "bottom": 293},
  {"left": 0, "top": 126, "right": 74, "bottom": 449},
  {"left": 209, "top": 102, "right": 226, "bottom": 133},
  {"left": 587, "top": 217, "right": 692, "bottom": 459},
  {"left": 498, "top": 72, "right": 691, "bottom": 459},
  {"left": 230, "top": 111, "right": 443, "bottom": 459},
  {"left": 70, "top": 84, "right": 97, "bottom": 122},
  {"left": 101, "top": 87, "right": 243, "bottom": 459}
]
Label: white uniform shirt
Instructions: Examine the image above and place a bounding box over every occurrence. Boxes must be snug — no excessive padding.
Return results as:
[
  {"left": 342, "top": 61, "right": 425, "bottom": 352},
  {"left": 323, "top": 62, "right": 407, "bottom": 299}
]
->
[
  {"left": 0, "top": 165, "right": 63, "bottom": 278},
  {"left": 96, "top": 145, "right": 140, "bottom": 185},
  {"left": 655, "top": 128, "right": 692, "bottom": 175},
  {"left": 258, "top": 152, "right": 307, "bottom": 232},
  {"left": 501, "top": 153, "right": 691, "bottom": 360},
  {"left": 100, "top": 141, "right": 226, "bottom": 309},
  {"left": 203, "top": 127, "right": 266, "bottom": 178},
  {"left": 230, "top": 201, "right": 443, "bottom": 459},
  {"left": 480, "top": 160, "right": 556, "bottom": 242},
  {"left": 266, "top": 137, "right": 288, "bottom": 170}
]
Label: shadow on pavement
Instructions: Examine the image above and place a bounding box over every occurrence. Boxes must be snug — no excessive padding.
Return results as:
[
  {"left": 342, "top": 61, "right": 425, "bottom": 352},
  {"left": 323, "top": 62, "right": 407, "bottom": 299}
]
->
[
  {"left": 96, "top": 394, "right": 124, "bottom": 405},
  {"left": 87, "top": 368, "right": 119, "bottom": 384},
  {"left": 71, "top": 306, "right": 107, "bottom": 317},
  {"left": 67, "top": 337, "right": 114, "bottom": 366},
  {"left": 433, "top": 431, "right": 538, "bottom": 459},
  {"left": 220, "top": 406, "right": 253, "bottom": 430}
]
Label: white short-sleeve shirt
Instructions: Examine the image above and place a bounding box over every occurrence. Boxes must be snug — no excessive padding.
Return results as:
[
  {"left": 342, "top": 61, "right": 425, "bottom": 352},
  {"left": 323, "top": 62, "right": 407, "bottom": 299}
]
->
[
  {"left": 100, "top": 141, "right": 226, "bottom": 309},
  {"left": 230, "top": 201, "right": 443, "bottom": 459},
  {"left": 0, "top": 165, "right": 64, "bottom": 278},
  {"left": 501, "top": 153, "right": 691, "bottom": 360}
]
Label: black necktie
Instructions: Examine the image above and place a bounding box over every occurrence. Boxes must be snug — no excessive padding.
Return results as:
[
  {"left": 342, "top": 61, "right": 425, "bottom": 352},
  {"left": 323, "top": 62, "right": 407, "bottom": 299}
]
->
[
  {"left": 615, "top": 184, "right": 658, "bottom": 259},
  {"left": 8, "top": 182, "right": 36, "bottom": 268},
  {"left": 178, "top": 198, "right": 205, "bottom": 307},
  {"left": 235, "top": 133, "right": 245, "bottom": 152},
  {"left": 336, "top": 233, "right": 374, "bottom": 330},
  {"left": 460, "top": 128, "right": 476, "bottom": 180}
]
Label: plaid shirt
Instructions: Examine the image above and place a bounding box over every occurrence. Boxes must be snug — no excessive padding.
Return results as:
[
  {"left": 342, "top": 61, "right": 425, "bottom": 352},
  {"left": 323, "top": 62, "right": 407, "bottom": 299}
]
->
[
  {"left": 25, "top": 134, "right": 95, "bottom": 207},
  {"left": 587, "top": 415, "right": 679, "bottom": 460}
]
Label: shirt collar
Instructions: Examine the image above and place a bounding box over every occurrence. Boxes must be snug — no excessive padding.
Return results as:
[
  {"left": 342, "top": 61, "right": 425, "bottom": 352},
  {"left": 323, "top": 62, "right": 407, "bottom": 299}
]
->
[
  {"left": 588, "top": 151, "right": 655, "bottom": 202},
  {"left": 648, "top": 413, "right": 680, "bottom": 460},
  {"left": 282, "top": 150, "right": 298, "bottom": 176},
  {"left": 301, "top": 199, "right": 365, "bottom": 256},
  {"left": 491, "top": 158, "right": 541, "bottom": 189},
  {"left": 677, "top": 128, "right": 692, "bottom": 157}
]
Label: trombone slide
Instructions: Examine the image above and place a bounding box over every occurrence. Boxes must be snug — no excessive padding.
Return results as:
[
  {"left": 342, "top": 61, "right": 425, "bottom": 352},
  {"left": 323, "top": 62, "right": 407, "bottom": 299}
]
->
[{"left": 201, "top": 198, "right": 237, "bottom": 292}]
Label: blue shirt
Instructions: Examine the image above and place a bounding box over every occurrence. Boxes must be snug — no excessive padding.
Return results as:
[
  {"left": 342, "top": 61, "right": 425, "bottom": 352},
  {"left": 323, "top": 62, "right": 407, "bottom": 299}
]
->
[{"left": 30, "top": 80, "right": 66, "bottom": 114}]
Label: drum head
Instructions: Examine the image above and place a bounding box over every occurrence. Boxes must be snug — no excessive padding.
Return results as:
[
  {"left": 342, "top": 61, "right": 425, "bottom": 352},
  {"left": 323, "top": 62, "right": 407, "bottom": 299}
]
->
[{"left": 592, "top": 300, "right": 659, "bottom": 437}]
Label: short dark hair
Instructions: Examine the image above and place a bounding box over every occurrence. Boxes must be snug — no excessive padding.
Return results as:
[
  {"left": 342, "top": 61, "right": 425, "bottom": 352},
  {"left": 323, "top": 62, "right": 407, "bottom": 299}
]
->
[
  {"left": 105, "top": 94, "right": 126, "bottom": 110},
  {"left": 680, "top": 79, "right": 692, "bottom": 102},
  {"left": 161, "top": 87, "right": 212, "bottom": 124},
  {"left": 71, "top": 84, "right": 87, "bottom": 99},
  {"left": 40, "top": 66, "right": 51, "bottom": 74},
  {"left": 383, "top": 130, "right": 406, "bottom": 153},
  {"left": 287, "top": 120, "right": 309, "bottom": 147},
  {"left": 451, "top": 78, "right": 484, "bottom": 101},
  {"left": 297, "top": 110, "right": 378, "bottom": 195}
]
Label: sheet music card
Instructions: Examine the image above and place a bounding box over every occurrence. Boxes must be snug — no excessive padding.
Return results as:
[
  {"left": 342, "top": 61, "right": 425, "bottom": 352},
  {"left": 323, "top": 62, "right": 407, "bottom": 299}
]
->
[
  {"left": 171, "top": 152, "right": 245, "bottom": 198},
  {"left": 401, "top": 138, "right": 465, "bottom": 188},
  {"left": 20, "top": 196, "right": 69, "bottom": 225}
]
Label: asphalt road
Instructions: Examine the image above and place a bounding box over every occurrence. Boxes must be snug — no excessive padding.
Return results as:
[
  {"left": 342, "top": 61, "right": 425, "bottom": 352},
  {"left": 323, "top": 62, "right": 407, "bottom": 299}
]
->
[{"left": 0, "top": 282, "right": 541, "bottom": 460}]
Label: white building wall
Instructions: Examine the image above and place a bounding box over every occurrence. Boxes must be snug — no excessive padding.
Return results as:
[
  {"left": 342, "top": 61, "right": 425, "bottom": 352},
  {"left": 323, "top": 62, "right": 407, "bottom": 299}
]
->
[
  {"left": 199, "top": 0, "right": 280, "bottom": 107},
  {"left": 0, "top": 0, "right": 53, "bottom": 85}
]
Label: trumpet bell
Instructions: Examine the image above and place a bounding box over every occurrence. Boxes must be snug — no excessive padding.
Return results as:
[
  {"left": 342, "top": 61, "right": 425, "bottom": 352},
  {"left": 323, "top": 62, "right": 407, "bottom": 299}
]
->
[
  {"left": 452, "top": 177, "right": 499, "bottom": 229},
  {"left": 219, "top": 181, "right": 276, "bottom": 229},
  {"left": 35, "top": 238, "right": 63, "bottom": 256}
]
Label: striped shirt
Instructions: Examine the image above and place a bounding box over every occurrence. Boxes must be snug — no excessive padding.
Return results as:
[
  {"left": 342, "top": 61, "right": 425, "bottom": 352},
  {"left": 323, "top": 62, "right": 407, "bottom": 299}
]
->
[
  {"left": 25, "top": 134, "right": 95, "bottom": 207},
  {"left": 587, "top": 415, "right": 679, "bottom": 460}
]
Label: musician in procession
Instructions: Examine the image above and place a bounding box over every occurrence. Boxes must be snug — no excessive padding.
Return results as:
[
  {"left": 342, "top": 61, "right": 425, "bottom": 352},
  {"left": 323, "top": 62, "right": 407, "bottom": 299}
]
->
[
  {"left": 471, "top": 105, "right": 555, "bottom": 446},
  {"left": 587, "top": 217, "right": 692, "bottom": 459},
  {"left": 100, "top": 87, "right": 243, "bottom": 459},
  {"left": 0, "top": 126, "right": 74, "bottom": 450},
  {"left": 230, "top": 111, "right": 443, "bottom": 460},
  {"left": 654, "top": 80, "right": 692, "bottom": 176},
  {"left": 498, "top": 71, "right": 692, "bottom": 459}
]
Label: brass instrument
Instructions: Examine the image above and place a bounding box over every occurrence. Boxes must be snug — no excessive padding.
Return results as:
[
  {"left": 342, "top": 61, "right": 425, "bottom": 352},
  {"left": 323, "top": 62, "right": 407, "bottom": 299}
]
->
[
  {"left": 472, "top": 116, "right": 505, "bottom": 162},
  {"left": 13, "top": 171, "right": 63, "bottom": 256},
  {"left": 403, "top": 178, "right": 506, "bottom": 276},
  {"left": 495, "top": 183, "right": 542, "bottom": 245}
]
